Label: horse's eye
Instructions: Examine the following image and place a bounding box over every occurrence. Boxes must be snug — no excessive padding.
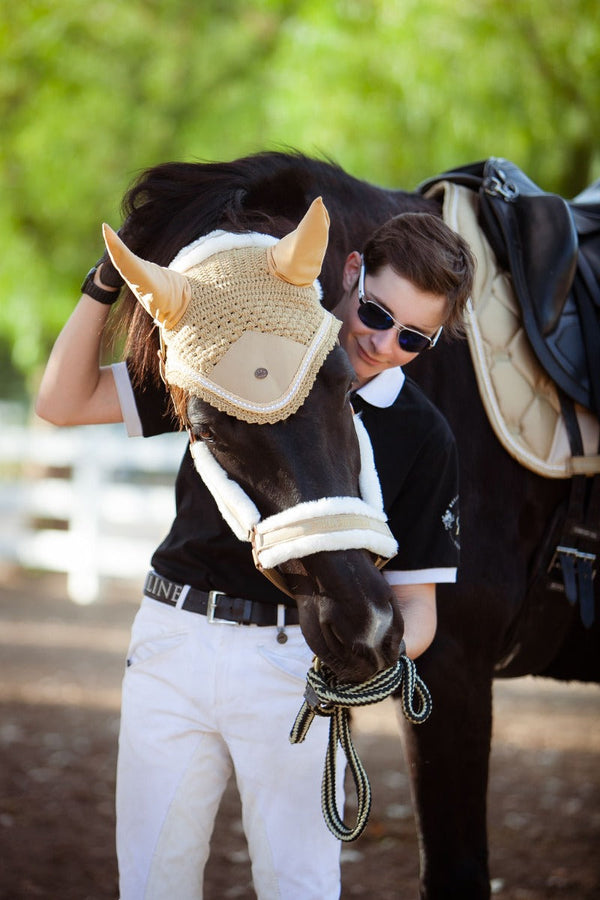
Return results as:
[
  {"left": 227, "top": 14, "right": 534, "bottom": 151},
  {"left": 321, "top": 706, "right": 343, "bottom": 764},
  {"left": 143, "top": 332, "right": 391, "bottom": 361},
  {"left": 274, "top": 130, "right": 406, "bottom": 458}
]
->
[{"left": 194, "top": 424, "right": 215, "bottom": 443}]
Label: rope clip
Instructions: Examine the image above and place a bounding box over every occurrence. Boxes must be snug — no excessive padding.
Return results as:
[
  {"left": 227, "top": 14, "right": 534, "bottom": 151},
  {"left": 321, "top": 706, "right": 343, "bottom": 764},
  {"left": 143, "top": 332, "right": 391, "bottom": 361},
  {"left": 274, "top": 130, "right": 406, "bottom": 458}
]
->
[{"left": 304, "top": 682, "right": 333, "bottom": 713}]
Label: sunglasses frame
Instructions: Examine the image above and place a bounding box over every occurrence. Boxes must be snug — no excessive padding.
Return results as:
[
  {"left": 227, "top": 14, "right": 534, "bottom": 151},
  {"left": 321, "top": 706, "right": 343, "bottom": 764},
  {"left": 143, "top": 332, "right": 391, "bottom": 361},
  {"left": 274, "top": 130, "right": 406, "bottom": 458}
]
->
[{"left": 357, "top": 262, "right": 443, "bottom": 352}]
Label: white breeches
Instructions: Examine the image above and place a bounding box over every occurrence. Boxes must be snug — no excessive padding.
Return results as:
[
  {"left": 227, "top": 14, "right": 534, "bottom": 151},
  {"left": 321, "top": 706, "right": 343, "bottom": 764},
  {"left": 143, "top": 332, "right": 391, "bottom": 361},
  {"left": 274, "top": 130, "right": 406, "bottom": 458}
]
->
[{"left": 116, "top": 597, "right": 344, "bottom": 900}]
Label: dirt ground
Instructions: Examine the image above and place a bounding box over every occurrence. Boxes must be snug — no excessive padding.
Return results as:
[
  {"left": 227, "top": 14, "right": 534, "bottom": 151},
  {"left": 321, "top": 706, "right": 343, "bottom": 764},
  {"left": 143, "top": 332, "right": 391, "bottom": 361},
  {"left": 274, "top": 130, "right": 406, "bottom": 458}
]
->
[{"left": 1, "top": 570, "right": 599, "bottom": 900}]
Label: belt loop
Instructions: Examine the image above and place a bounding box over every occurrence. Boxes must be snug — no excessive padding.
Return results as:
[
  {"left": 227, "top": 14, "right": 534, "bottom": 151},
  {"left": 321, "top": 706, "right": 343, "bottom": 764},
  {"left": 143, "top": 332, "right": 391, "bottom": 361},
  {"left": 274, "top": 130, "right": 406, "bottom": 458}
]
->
[
  {"left": 276, "top": 604, "right": 288, "bottom": 644},
  {"left": 242, "top": 599, "right": 254, "bottom": 625},
  {"left": 175, "top": 584, "right": 190, "bottom": 610}
]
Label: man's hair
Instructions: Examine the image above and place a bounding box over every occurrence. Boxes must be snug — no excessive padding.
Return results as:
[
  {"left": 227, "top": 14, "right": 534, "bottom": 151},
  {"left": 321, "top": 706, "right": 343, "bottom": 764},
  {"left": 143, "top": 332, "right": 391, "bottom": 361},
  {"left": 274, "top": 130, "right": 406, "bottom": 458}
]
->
[{"left": 362, "top": 212, "right": 475, "bottom": 339}]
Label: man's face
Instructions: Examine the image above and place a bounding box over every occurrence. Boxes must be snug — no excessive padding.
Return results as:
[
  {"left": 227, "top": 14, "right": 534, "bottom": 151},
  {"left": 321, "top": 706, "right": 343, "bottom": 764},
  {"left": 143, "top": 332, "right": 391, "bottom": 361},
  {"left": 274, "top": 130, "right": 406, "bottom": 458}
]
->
[{"left": 332, "top": 252, "right": 448, "bottom": 388}]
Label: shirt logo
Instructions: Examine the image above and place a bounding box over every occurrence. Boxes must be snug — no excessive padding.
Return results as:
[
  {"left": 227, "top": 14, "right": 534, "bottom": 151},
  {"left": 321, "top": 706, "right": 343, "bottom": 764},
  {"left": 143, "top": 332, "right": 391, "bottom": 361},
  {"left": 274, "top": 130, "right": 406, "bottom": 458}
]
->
[{"left": 442, "top": 495, "right": 460, "bottom": 550}]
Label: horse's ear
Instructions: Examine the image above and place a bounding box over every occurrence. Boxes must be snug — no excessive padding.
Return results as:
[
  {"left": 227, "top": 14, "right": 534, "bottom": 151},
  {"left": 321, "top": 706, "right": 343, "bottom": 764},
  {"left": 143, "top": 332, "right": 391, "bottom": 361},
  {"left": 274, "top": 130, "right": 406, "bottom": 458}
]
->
[
  {"left": 267, "top": 196, "right": 330, "bottom": 287},
  {"left": 102, "top": 224, "right": 191, "bottom": 328}
]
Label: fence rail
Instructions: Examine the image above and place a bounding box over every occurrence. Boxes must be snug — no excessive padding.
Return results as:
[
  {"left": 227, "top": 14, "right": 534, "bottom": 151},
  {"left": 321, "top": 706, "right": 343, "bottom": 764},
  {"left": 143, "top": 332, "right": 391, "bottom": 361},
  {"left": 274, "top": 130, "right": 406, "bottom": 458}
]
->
[{"left": 0, "top": 422, "right": 188, "bottom": 603}]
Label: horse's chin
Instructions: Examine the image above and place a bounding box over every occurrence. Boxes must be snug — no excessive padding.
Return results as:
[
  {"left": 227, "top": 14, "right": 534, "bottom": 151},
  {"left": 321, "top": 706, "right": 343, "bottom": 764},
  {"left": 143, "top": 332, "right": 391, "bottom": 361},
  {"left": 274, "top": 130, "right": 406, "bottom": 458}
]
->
[
  {"left": 296, "top": 594, "right": 403, "bottom": 685},
  {"left": 279, "top": 551, "right": 404, "bottom": 684}
]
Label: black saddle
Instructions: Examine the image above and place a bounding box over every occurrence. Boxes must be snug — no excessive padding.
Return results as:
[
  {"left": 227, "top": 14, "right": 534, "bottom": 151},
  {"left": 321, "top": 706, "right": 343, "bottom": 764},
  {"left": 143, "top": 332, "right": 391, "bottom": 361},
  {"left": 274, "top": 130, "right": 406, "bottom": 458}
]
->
[
  {"left": 421, "top": 159, "right": 600, "bottom": 631},
  {"left": 419, "top": 158, "right": 600, "bottom": 419}
]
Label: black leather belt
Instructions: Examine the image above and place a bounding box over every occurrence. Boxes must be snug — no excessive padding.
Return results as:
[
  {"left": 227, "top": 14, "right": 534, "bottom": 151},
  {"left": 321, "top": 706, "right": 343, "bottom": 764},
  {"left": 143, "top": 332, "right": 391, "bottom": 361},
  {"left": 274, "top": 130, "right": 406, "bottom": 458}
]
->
[{"left": 143, "top": 571, "right": 299, "bottom": 627}]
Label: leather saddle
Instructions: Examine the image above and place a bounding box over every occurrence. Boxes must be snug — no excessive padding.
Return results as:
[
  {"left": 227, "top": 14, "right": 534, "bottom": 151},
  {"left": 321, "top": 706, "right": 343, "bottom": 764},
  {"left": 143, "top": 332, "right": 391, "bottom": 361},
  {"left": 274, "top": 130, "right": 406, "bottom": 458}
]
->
[
  {"left": 420, "top": 159, "right": 600, "bottom": 633},
  {"left": 419, "top": 158, "right": 600, "bottom": 421}
]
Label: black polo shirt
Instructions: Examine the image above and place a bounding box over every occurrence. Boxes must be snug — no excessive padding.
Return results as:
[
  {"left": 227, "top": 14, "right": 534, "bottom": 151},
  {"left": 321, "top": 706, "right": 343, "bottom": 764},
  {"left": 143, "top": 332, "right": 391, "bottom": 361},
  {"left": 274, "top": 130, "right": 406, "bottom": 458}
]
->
[
  {"left": 350, "top": 369, "right": 459, "bottom": 585},
  {"left": 112, "top": 360, "right": 459, "bottom": 605}
]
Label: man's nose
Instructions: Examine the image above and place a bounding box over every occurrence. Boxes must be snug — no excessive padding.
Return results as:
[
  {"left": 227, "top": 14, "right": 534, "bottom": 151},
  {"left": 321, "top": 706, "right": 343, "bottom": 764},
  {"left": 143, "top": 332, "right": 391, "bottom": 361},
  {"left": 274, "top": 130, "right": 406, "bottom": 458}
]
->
[{"left": 370, "top": 328, "right": 398, "bottom": 355}]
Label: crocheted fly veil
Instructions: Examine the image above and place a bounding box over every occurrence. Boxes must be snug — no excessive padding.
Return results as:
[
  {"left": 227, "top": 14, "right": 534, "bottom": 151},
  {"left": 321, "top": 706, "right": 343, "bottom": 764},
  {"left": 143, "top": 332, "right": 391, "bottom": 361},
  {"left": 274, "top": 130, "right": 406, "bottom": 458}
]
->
[{"left": 102, "top": 197, "right": 341, "bottom": 424}]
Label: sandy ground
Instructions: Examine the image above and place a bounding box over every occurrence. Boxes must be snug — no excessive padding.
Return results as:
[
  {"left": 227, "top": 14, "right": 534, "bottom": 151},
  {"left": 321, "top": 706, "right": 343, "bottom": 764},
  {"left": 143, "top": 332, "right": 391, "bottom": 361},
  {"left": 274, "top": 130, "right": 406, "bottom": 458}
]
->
[{"left": 1, "top": 570, "right": 599, "bottom": 899}]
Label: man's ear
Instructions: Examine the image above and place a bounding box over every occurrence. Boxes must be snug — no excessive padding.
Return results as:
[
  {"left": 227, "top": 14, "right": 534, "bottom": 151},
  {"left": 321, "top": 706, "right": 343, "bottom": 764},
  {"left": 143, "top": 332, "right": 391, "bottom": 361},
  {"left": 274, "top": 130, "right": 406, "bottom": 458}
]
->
[{"left": 342, "top": 251, "right": 362, "bottom": 291}]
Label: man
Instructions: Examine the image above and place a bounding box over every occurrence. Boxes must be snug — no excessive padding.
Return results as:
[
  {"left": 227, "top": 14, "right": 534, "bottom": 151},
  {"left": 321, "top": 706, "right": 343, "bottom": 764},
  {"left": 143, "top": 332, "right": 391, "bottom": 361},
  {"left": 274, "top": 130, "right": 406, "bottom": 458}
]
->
[
  {"left": 333, "top": 212, "right": 472, "bottom": 658},
  {"left": 36, "top": 192, "right": 473, "bottom": 899}
]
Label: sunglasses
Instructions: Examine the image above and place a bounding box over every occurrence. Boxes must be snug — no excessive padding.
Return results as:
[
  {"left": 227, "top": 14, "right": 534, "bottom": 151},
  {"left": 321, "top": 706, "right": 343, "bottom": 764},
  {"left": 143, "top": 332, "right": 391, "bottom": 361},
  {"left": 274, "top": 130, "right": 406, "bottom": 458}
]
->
[{"left": 357, "top": 263, "right": 443, "bottom": 353}]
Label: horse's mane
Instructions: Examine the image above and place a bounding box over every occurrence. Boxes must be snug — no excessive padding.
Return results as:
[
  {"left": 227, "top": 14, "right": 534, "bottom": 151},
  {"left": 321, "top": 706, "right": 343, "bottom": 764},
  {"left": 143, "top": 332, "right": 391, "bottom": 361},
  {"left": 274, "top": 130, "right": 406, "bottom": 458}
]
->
[{"left": 106, "top": 150, "right": 436, "bottom": 390}]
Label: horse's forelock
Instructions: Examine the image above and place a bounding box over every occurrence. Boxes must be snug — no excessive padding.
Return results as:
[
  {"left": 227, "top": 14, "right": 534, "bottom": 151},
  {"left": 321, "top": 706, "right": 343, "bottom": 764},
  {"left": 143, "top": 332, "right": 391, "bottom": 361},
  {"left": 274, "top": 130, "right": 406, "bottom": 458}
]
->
[{"left": 169, "top": 384, "right": 189, "bottom": 430}]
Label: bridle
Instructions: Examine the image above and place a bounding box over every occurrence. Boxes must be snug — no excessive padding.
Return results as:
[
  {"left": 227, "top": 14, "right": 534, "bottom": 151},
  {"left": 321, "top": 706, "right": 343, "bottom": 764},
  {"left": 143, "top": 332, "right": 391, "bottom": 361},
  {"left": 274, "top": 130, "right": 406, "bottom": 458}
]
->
[{"left": 188, "top": 413, "right": 397, "bottom": 597}]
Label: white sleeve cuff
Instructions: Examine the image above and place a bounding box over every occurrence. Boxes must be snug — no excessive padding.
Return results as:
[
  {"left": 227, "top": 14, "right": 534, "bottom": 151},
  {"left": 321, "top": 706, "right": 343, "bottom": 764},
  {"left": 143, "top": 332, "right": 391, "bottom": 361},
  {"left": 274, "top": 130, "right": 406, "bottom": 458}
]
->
[
  {"left": 384, "top": 567, "right": 457, "bottom": 585},
  {"left": 111, "top": 362, "right": 143, "bottom": 437}
]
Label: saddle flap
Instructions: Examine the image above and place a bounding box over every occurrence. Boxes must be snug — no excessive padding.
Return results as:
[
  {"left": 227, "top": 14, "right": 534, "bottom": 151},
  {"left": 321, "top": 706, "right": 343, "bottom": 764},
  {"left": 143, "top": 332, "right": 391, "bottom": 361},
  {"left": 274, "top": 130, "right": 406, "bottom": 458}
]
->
[{"left": 479, "top": 189, "right": 578, "bottom": 335}]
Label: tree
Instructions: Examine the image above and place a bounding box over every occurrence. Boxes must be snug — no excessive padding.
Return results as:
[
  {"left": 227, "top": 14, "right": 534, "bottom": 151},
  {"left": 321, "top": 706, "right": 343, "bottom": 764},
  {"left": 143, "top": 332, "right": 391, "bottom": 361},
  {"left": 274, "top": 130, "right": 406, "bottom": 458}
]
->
[{"left": 1, "top": 0, "right": 598, "bottom": 395}]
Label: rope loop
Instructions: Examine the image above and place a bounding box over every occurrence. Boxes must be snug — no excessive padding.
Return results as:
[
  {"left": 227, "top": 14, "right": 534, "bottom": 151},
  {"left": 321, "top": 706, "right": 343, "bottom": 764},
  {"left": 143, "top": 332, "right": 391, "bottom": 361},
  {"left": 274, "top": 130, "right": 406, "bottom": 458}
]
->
[{"left": 290, "top": 653, "right": 432, "bottom": 841}]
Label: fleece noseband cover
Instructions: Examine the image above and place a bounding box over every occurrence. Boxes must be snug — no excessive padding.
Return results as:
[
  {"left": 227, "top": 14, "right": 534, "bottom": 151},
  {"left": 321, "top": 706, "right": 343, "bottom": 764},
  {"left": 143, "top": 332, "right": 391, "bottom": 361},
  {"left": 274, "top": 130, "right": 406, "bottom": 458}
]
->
[{"left": 189, "top": 413, "right": 398, "bottom": 571}]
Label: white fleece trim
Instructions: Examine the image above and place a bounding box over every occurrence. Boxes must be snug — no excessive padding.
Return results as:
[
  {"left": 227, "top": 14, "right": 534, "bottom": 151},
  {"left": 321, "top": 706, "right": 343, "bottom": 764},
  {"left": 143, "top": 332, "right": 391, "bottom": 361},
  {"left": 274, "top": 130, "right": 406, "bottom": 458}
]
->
[
  {"left": 354, "top": 413, "right": 384, "bottom": 511},
  {"left": 258, "top": 528, "right": 398, "bottom": 569},
  {"left": 190, "top": 440, "right": 260, "bottom": 540},
  {"left": 169, "top": 229, "right": 277, "bottom": 271},
  {"left": 254, "top": 495, "right": 387, "bottom": 533},
  {"left": 384, "top": 567, "right": 457, "bottom": 585},
  {"left": 112, "top": 362, "right": 143, "bottom": 437},
  {"left": 168, "top": 228, "right": 323, "bottom": 301}
]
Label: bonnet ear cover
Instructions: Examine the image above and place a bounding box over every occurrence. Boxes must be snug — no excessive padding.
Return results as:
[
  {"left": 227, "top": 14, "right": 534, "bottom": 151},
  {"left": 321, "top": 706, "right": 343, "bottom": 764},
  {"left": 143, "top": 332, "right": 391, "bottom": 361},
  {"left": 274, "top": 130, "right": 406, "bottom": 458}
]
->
[
  {"left": 102, "top": 223, "right": 191, "bottom": 329},
  {"left": 103, "top": 197, "right": 341, "bottom": 424},
  {"left": 266, "top": 195, "right": 331, "bottom": 286}
]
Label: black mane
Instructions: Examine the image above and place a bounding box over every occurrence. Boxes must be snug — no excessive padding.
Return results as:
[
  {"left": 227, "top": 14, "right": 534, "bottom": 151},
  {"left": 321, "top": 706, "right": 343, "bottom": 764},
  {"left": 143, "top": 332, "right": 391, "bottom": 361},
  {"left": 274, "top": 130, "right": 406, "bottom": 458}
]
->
[
  {"left": 120, "top": 151, "right": 438, "bottom": 306},
  {"left": 112, "top": 150, "right": 438, "bottom": 384}
]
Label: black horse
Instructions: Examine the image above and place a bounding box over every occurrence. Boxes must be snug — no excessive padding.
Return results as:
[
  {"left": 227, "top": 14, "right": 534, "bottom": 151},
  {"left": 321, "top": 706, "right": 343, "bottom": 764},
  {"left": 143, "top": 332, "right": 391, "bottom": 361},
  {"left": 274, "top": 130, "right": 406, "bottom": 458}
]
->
[{"left": 113, "top": 150, "right": 600, "bottom": 898}]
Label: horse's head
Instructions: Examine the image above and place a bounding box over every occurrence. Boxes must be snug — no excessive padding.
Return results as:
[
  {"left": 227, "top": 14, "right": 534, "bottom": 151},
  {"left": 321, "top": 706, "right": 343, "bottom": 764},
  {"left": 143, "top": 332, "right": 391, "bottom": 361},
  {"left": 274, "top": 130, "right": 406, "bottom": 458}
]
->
[
  {"left": 183, "top": 347, "right": 403, "bottom": 683},
  {"left": 103, "top": 200, "right": 404, "bottom": 683}
]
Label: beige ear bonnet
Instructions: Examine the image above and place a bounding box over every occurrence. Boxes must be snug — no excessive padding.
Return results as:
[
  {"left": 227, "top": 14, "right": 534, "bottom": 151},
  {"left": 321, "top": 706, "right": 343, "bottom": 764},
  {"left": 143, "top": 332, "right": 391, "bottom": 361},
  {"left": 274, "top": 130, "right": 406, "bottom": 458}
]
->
[{"left": 103, "top": 198, "right": 340, "bottom": 424}]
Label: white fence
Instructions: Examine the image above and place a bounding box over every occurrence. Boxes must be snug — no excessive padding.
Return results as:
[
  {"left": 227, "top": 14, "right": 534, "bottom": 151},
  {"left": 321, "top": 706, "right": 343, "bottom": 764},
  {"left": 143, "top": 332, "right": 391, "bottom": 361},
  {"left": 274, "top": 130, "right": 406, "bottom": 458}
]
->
[{"left": 0, "top": 421, "right": 188, "bottom": 603}]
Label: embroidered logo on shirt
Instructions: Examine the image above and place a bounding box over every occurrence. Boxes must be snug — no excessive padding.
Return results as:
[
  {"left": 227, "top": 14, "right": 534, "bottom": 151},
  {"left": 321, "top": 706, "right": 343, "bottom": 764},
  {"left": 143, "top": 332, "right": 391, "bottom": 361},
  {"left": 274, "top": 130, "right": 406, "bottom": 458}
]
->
[{"left": 442, "top": 495, "right": 460, "bottom": 550}]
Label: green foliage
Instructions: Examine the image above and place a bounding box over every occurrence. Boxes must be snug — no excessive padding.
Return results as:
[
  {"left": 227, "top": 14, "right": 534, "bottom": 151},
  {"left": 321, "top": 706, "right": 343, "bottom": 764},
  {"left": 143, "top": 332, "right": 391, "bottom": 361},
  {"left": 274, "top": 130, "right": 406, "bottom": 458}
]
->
[{"left": 1, "top": 0, "right": 598, "bottom": 396}]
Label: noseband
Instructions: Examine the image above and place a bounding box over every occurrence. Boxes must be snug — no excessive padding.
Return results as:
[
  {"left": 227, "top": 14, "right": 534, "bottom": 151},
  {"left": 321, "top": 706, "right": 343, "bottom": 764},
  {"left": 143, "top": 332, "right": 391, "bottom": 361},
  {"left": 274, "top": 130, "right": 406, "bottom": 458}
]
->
[{"left": 189, "top": 414, "right": 397, "bottom": 596}]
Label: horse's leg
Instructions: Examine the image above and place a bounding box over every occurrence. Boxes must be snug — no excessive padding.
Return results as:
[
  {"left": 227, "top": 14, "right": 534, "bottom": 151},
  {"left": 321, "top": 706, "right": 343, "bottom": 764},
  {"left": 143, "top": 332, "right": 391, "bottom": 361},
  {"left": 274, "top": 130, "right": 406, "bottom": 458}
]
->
[{"left": 396, "top": 591, "right": 501, "bottom": 900}]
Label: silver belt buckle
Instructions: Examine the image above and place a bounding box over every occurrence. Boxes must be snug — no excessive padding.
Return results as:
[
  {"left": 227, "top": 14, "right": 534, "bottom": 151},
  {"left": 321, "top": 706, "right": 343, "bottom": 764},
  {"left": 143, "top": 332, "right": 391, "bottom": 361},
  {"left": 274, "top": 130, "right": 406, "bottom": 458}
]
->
[{"left": 207, "top": 590, "right": 239, "bottom": 625}]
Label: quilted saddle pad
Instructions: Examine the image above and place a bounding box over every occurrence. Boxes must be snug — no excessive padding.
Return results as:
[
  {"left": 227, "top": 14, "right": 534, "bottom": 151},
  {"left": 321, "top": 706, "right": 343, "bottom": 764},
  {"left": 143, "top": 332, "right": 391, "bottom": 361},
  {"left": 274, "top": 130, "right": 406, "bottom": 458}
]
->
[{"left": 425, "top": 181, "right": 600, "bottom": 479}]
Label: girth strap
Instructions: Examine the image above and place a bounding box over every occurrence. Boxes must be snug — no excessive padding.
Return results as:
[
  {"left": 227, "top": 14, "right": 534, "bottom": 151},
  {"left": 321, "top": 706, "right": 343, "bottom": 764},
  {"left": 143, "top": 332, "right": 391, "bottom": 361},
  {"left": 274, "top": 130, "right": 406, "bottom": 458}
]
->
[{"left": 552, "top": 390, "right": 599, "bottom": 627}]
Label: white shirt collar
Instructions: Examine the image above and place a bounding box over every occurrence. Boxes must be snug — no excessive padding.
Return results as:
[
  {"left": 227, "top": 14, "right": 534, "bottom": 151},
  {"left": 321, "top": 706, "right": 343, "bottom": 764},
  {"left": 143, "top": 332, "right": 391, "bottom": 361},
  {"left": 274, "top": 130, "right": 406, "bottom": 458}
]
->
[{"left": 355, "top": 366, "right": 405, "bottom": 408}]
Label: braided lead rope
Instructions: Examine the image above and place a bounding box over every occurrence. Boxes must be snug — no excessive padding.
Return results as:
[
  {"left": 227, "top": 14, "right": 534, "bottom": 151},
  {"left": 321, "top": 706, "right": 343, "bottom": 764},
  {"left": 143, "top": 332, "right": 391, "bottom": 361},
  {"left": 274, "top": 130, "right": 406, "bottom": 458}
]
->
[{"left": 289, "top": 651, "right": 432, "bottom": 842}]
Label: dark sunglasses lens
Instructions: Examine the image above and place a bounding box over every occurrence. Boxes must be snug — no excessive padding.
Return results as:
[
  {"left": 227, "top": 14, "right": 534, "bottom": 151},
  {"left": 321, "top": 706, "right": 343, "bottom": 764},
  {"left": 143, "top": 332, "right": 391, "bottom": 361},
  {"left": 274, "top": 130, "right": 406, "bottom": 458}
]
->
[
  {"left": 359, "top": 300, "right": 430, "bottom": 352},
  {"left": 357, "top": 300, "right": 392, "bottom": 330},
  {"left": 397, "top": 330, "right": 430, "bottom": 353}
]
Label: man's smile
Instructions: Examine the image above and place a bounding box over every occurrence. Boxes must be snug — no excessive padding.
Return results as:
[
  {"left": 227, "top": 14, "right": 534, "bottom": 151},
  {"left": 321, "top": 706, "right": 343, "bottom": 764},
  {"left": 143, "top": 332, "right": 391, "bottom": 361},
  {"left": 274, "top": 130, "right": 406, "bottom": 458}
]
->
[{"left": 356, "top": 339, "right": 386, "bottom": 369}]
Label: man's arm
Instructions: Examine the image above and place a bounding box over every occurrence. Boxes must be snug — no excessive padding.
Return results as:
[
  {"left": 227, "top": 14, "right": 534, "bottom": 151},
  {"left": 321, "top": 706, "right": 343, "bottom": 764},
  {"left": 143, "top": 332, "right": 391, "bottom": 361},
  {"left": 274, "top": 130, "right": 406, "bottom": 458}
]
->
[
  {"left": 390, "top": 582, "right": 437, "bottom": 659},
  {"left": 36, "top": 269, "right": 123, "bottom": 426}
]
